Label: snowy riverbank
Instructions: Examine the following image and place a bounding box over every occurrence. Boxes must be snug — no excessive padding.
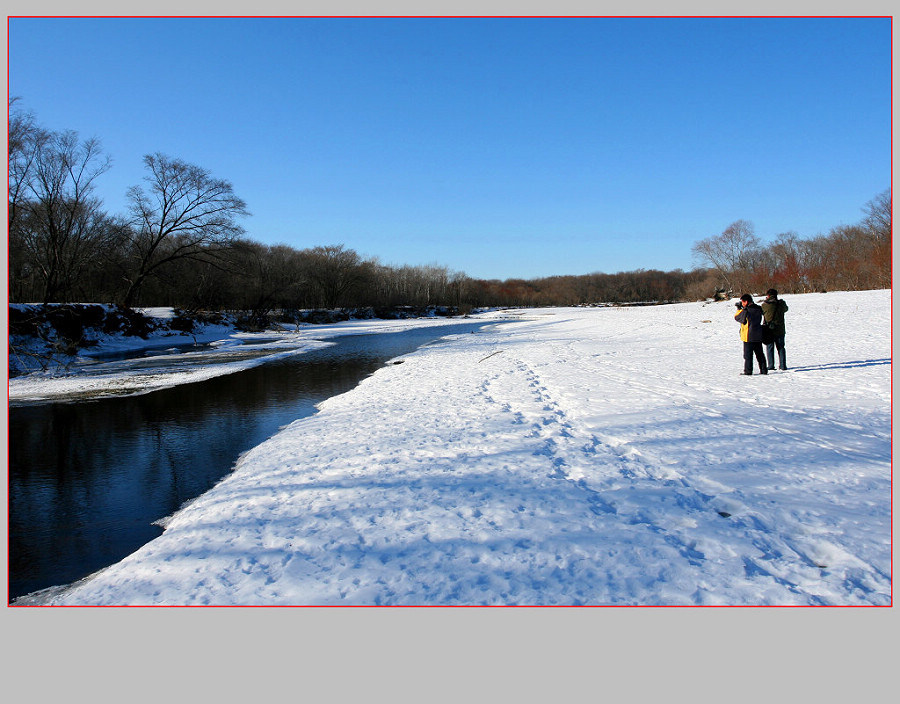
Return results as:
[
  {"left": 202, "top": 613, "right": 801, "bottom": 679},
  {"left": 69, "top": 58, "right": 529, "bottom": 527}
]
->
[
  {"left": 8, "top": 311, "right": 494, "bottom": 405},
  {"left": 16, "top": 290, "right": 892, "bottom": 605}
]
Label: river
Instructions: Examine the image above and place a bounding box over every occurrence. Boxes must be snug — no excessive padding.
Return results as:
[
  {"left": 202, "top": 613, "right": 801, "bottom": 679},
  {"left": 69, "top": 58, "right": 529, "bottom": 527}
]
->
[{"left": 8, "top": 322, "right": 491, "bottom": 602}]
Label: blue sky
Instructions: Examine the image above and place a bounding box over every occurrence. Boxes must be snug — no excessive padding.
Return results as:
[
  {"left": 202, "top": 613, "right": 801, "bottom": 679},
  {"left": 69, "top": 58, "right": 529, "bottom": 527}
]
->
[{"left": 8, "top": 17, "right": 891, "bottom": 280}]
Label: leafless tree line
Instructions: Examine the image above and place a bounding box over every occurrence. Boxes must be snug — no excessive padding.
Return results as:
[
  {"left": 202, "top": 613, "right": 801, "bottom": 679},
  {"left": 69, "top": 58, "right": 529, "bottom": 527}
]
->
[
  {"left": 8, "top": 101, "right": 475, "bottom": 315},
  {"left": 9, "top": 99, "right": 250, "bottom": 309},
  {"left": 9, "top": 100, "right": 890, "bottom": 315},
  {"left": 691, "top": 191, "right": 891, "bottom": 297}
]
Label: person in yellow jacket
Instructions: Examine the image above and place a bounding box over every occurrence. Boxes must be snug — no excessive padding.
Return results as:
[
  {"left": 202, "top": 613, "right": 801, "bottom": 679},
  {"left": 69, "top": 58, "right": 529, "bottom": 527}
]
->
[{"left": 734, "top": 293, "right": 768, "bottom": 375}]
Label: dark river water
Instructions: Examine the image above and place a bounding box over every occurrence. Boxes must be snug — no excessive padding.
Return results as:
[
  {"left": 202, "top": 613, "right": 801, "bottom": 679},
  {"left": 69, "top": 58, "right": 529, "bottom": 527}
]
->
[{"left": 8, "top": 322, "right": 490, "bottom": 602}]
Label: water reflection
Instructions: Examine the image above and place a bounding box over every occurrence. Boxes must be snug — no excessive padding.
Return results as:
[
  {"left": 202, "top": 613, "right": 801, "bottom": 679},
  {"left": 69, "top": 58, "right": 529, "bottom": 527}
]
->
[{"left": 8, "top": 322, "right": 489, "bottom": 601}]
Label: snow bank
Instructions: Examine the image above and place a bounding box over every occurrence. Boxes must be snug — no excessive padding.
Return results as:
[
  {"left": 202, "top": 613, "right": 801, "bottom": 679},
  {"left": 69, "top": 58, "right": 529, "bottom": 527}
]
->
[
  {"left": 23, "top": 290, "right": 892, "bottom": 605},
  {"left": 8, "top": 311, "right": 494, "bottom": 404}
]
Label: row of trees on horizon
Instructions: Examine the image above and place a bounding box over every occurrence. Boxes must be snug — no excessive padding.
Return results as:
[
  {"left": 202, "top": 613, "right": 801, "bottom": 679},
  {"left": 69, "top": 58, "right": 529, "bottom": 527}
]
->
[{"left": 8, "top": 100, "right": 892, "bottom": 315}]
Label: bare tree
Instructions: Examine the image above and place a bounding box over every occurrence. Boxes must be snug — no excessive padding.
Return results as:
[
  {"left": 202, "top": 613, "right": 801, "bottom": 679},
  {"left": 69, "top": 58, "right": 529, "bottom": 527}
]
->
[
  {"left": 9, "top": 99, "right": 44, "bottom": 301},
  {"left": 862, "top": 189, "right": 891, "bottom": 240},
  {"left": 862, "top": 189, "right": 891, "bottom": 289},
  {"left": 303, "top": 244, "right": 369, "bottom": 308},
  {"left": 768, "top": 231, "right": 806, "bottom": 292},
  {"left": 225, "top": 241, "right": 311, "bottom": 314},
  {"left": 14, "top": 128, "right": 112, "bottom": 303},
  {"left": 121, "top": 153, "right": 249, "bottom": 307},
  {"left": 449, "top": 270, "right": 471, "bottom": 309},
  {"left": 691, "top": 219, "right": 761, "bottom": 294},
  {"left": 8, "top": 97, "right": 49, "bottom": 237}
]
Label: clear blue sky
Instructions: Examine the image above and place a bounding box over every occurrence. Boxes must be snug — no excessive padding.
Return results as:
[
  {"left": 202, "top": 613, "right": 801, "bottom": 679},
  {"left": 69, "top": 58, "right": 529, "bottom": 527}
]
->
[{"left": 8, "top": 17, "right": 892, "bottom": 280}]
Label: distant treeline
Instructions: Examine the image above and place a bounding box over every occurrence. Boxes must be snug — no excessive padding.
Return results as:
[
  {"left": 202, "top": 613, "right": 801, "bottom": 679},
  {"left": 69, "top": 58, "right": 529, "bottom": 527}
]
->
[
  {"left": 9, "top": 100, "right": 891, "bottom": 314},
  {"left": 690, "top": 195, "right": 891, "bottom": 299}
]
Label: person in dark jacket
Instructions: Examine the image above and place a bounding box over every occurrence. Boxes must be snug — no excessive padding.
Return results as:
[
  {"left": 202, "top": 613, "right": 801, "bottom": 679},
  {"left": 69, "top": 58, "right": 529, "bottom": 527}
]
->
[
  {"left": 734, "top": 293, "right": 767, "bottom": 375},
  {"left": 760, "top": 288, "right": 788, "bottom": 370}
]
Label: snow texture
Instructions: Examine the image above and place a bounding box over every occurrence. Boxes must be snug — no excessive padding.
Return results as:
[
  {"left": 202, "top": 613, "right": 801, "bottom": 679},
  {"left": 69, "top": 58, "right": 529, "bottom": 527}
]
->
[{"left": 15, "top": 290, "right": 892, "bottom": 605}]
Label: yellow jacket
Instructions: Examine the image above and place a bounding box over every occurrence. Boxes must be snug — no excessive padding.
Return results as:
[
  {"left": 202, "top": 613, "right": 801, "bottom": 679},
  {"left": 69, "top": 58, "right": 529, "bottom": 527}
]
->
[{"left": 734, "top": 303, "right": 764, "bottom": 343}]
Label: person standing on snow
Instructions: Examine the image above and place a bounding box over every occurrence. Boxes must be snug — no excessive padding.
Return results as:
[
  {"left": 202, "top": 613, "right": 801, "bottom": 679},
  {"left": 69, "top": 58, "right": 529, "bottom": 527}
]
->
[
  {"left": 760, "top": 288, "right": 788, "bottom": 371},
  {"left": 734, "top": 293, "right": 768, "bottom": 375}
]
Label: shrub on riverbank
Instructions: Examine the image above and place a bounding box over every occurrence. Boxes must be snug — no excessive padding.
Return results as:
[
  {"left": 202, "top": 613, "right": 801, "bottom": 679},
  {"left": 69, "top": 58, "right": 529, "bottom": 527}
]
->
[
  {"left": 8, "top": 304, "right": 215, "bottom": 375},
  {"left": 7, "top": 303, "right": 472, "bottom": 376}
]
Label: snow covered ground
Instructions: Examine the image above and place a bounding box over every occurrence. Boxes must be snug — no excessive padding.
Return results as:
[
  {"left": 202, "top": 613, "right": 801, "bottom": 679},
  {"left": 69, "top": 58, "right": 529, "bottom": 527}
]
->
[{"left": 14, "top": 290, "right": 892, "bottom": 605}]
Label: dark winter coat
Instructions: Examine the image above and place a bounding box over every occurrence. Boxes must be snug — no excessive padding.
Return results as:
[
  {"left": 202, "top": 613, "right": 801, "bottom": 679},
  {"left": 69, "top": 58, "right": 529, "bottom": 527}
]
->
[
  {"left": 734, "top": 303, "right": 764, "bottom": 342},
  {"left": 761, "top": 297, "right": 789, "bottom": 337}
]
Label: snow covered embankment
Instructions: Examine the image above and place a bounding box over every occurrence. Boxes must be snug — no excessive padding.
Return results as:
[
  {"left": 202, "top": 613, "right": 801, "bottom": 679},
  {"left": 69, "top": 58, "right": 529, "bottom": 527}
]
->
[
  {"left": 35, "top": 290, "right": 891, "bottom": 605},
  {"left": 7, "top": 306, "right": 482, "bottom": 404}
]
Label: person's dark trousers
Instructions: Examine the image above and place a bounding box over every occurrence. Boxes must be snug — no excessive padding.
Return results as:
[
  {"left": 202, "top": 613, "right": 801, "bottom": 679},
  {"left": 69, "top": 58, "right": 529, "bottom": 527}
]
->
[
  {"left": 743, "top": 341, "right": 767, "bottom": 374},
  {"left": 765, "top": 336, "right": 786, "bottom": 370}
]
